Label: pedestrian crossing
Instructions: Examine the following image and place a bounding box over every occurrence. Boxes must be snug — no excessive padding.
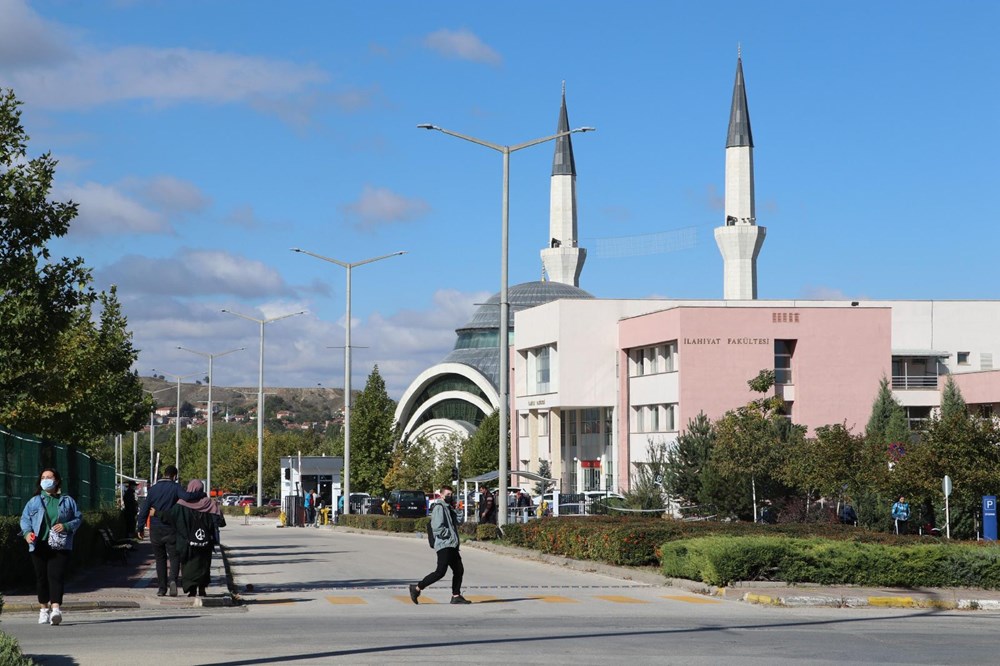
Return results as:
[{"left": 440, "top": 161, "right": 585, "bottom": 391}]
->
[{"left": 309, "top": 592, "right": 723, "bottom": 606}]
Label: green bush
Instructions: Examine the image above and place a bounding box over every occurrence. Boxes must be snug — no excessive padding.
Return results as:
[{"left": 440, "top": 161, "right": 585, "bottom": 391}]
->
[
  {"left": 660, "top": 535, "right": 1000, "bottom": 588},
  {"left": 476, "top": 524, "right": 500, "bottom": 541},
  {"left": 0, "top": 630, "right": 32, "bottom": 665}
]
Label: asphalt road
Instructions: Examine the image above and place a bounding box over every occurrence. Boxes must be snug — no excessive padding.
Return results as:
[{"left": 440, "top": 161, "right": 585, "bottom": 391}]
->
[{"left": 4, "top": 523, "right": 998, "bottom": 665}]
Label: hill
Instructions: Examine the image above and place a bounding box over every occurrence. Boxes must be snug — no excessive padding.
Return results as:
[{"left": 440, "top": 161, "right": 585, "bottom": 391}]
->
[{"left": 140, "top": 376, "right": 347, "bottom": 424}]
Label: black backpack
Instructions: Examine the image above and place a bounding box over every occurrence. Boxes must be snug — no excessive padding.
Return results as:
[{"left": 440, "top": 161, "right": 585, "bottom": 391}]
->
[
  {"left": 426, "top": 520, "right": 435, "bottom": 548},
  {"left": 188, "top": 509, "right": 213, "bottom": 549}
]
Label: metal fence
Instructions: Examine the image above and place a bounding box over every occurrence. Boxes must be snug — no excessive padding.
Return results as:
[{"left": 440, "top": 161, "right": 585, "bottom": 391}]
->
[{"left": 0, "top": 424, "right": 115, "bottom": 515}]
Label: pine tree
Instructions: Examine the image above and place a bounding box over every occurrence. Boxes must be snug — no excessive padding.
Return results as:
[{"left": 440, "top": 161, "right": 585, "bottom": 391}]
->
[
  {"left": 940, "top": 375, "right": 967, "bottom": 421},
  {"left": 461, "top": 409, "right": 501, "bottom": 477},
  {"left": 866, "top": 376, "right": 908, "bottom": 445},
  {"left": 665, "top": 412, "right": 714, "bottom": 504}
]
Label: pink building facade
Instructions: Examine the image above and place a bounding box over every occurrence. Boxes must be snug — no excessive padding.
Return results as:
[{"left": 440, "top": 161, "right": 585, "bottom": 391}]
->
[{"left": 616, "top": 306, "right": 891, "bottom": 489}]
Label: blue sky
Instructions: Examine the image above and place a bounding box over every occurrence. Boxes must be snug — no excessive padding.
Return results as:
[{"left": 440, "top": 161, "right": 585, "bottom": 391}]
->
[{"left": 2, "top": 0, "right": 997, "bottom": 399}]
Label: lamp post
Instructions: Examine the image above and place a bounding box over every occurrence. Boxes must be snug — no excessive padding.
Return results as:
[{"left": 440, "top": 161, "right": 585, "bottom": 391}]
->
[
  {"left": 177, "top": 345, "right": 245, "bottom": 496},
  {"left": 417, "top": 122, "right": 594, "bottom": 525},
  {"left": 222, "top": 309, "right": 306, "bottom": 506},
  {"left": 153, "top": 370, "right": 200, "bottom": 475},
  {"left": 290, "top": 248, "right": 406, "bottom": 514},
  {"left": 143, "top": 386, "right": 173, "bottom": 482}
]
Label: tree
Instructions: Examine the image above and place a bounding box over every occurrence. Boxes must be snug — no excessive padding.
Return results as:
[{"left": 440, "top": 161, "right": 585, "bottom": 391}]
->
[
  {"left": 625, "top": 439, "right": 668, "bottom": 511},
  {"left": 664, "top": 412, "right": 714, "bottom": 505},
  {"left": 0, "top": 89, "right": 148, "bottom": 453},
  {"left": 383, "top": 436, "right": 438, "bottom": 491},
  {"left": 461, "top": 409, "right": 500, "bottom": 478},
  {"left": 349, "top": 365, "right": 397, "bottom": 495},
  {"left": 940, "top": 375, "right": 967, "bottom": 420},
  {"left": 780, "top": 422, "right": 863, "bottom": 514},
  {"left": 711, "top": 369, "right": 785, "bottom": 521},
  {"left": 533, "top": 460, "right": 555, "bottom": 496},
  {"left": 865, "top": 376, "right": 909, "bottom": 446}
]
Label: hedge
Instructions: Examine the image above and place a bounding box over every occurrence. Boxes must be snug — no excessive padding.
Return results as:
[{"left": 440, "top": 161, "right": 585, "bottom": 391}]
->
[
  {"left": 336, "top": 514, "right": 485, "bottom": 540},
  {"left": 501, "top": 518, "right": 920, "bottom": 567},
  {"left": 660, "top": 535, "right": 1000, "bottom": 588}
]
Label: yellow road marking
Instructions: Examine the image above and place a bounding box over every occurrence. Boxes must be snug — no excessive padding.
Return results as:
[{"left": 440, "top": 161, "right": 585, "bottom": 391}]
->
[
  {"left": 661, "top": 595, "right": 721, "bottom": 604},
  {"left": 532, "top": 595, "right": 578, "bottom": 603},
  {"left": 325, "top": 595, "right": 366, "bottom": 605},
  {"left": 596, "top": 595, "right": 649, "bottom": 604},
  {"left": 868, "top": 596, "right": 916, "bottom": 608},
  {"left": 394, "top": 595, "right": 439, "bottom": 604}
]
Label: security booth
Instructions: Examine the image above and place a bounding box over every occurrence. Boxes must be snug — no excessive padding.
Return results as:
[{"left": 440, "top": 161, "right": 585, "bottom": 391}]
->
[{"left": 280, "top": 455, "right": 342, "bottom": 526}]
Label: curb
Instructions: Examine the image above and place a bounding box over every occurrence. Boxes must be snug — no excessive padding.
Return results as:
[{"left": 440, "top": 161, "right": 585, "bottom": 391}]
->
[
  {"left": 741, "top": 592, "right": 1000, "bottom": 610},
  {"left": 2, "top": 600, "right": 141, "bottom": 614}
]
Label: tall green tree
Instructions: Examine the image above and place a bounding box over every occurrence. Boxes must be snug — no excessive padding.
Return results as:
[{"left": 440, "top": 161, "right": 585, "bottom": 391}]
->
[
  {"left": 461, "top": 409, "right": 500, "bottom": 477},
  {"left": 939, "top": 375, "right": 967, "bottom": 420},
  {"left": 0, "top": 89, "right": 148, "bottom": 451},
  {"left": 711, "top": 369, "right": 785, "bottom": 521},
  {"left": 533, "top": 460, "right": 555, "bottom": 496},
  {"left": 625, "top": 439, "right": 668, "bottom": 512},
  {"left": 383, "top": 436, "right": 438, "bottom": 491},
  {"left": 664, "top": 412, "right": 714, "bottom": 505},
  {"left": 865, "top": 376, "right": 909, "bottom": 446},
  {"left": 349, "top": 365, "right": 397, "bottom": 495}
]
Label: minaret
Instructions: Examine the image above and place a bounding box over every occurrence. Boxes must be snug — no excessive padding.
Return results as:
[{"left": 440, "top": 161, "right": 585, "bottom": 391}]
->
[
  {"left": 715, "top": 49, "right": 765, "bottom": 300},
  {"left": 541, "top": 83, "right": 586, "bottom": 287}
]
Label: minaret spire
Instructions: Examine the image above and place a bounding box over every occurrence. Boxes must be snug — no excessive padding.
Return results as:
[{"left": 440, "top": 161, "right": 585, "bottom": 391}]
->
[
  {"left": 542, "top": 82, "right": 586, "bottom": 287},
  {"left": 715, "top": 51, "right": 766, "bottom": 299}
]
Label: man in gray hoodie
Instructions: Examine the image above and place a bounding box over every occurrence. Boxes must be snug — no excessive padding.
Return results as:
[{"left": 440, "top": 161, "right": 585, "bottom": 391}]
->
[{"left": 409, "top": 485, "right": 470, "bottom": 605}]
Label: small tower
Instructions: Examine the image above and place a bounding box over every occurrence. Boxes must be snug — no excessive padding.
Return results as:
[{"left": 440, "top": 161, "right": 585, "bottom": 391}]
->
[
  {"left": 715, "top": 50, "right": 766, "bottom": 300},
  {"left": 541, "top": 83, "right": 586, "bottom": 287}
]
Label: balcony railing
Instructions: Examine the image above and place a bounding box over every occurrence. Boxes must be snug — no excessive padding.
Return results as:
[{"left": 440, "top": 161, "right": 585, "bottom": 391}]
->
[{"left": 892, "top": 375, "right": 939, "bottom": 389}]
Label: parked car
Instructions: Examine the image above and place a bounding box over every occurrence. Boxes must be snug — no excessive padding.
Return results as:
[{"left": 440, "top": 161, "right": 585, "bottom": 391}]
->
[
  {"left": 366, "top": 496, "right": 386, "bottom": 515},
  {"left": 237, "top": 495, "right": 256, "bottom": 507},
  {"left": 267, "top": 498, "right": 282, "bottom": 508},
  {"left": 388, "top": 489, "right": 427, "bottom": 518},
  {"left": 221, "top": 494, "right": 240, "bottom": 507}
]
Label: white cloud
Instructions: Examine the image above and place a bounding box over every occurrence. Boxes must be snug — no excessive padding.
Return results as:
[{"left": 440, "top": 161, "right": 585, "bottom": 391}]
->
[
  {"left": 0, "top": 0, "right": 74, "bottom": 67},
  {"left": 98, "top": 248, "right": 293, "bottom": 298},
  {"left": 423, "top": 28, "right": 501, "bottom": 65},
  {"left": 799, "top": 285, "right": 860, "bottom": 300},
  {"left": 63, "top": 181, "right": 172, "bottom": 236},
  {"left": 126, "top": 288, "right": 484, "bottom": 400},
  {"left": 341, "top": 185, "right": 430, "bottom": 231},
  {"left": 133, "top": 175, "right": 211, "bottom": 214}
]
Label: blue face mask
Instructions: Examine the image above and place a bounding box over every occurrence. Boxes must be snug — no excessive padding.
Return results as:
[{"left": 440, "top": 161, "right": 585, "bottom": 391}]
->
[{"left": 41, "top": 479, "right": 55, "bottom": 492}]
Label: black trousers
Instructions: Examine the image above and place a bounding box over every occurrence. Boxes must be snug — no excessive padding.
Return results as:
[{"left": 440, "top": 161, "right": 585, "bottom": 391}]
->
[
  {"left": 418, "top": 547, "right": 464, "bottom": 595},
  {"left": 31, "top": 541, "right": 71, "bottom": 605},
  {"left": 150, "top": 523, "right": 179, "bottom": 592}
]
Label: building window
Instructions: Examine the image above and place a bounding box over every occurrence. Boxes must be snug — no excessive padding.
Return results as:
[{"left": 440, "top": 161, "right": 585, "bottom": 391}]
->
[
  {"left": 774, "top": 339, "right": 795, "bottom": 385},
  {"left": 665, "top": 403, "right": 676, "bottom": 431},
  {"left": 538, "top": 412, "right": 549, "bottom": 437},
  {"left": 906, "top": 406, "right": 931, "bottom": 430},
  {"left": 665, "top": 341, "right": 677, "bottom": 372},
  {"left": 957, "top": 351, "right": 970, "bottom": 366},
  {"left": 536, "top": 346, "right": 550, "bottom": 393},
  {"left": 519, "top": 413, "right": 528, "bottom": 438},
  {"left": 527, "top": 345, "right": 553, "bottom": 394},
  {"left": 630, "top": 341, "right": 678, "bottom": 377}
]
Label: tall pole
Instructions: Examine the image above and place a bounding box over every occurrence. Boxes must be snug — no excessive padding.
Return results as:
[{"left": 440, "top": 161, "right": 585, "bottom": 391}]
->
[
  {"left": 133, "top": 431, "right": 137, "bottom": 478},
  {"left": 416, "top": 123, "right": 594, "bottom": 525},
  {"left": 149, "top": 413, "right": 154, "bottom": 482},
  {"left": 222, "top": 309, "right": 305, "bottom": 506},
  {"left": 154, "top": 371, "right": 199, "bottom": 475},
  {"left": 177, "top": 346, "right": 244, "bottom": 497},
  {"left": 290, "top": 248, "right": 406, "bottom": 515}
]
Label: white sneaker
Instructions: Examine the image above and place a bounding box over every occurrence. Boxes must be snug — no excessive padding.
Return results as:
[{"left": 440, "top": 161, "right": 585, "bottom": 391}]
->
[
  {"left": 49, "top": 608, "right": 62, "bottom": 625},
  {"left": 38, "top": 608, "right": 50, "bottom": 624}
]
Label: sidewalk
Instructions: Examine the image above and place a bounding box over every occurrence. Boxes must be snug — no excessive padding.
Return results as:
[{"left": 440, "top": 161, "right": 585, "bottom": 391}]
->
[
  {"left": 1, "top": 538, "right": 232, "bottom": 615},
  {"left": 463, "top": 539, "right": 1000, "bottom": 611}
]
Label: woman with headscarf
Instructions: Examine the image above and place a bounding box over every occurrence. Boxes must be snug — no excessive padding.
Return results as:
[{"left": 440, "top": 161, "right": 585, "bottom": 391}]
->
[
  {"left": 161, "top": 480, "right": 225, "bottom": 597},
  {"left": 20, "top": 468, "right": 83, "bottom": 626}
]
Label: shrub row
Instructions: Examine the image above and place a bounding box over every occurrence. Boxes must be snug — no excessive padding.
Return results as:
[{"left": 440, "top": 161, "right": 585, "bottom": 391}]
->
[
  {"left": 502, "top": 517, "right": 938, "bottom": 567},
  {"left": 660, "top": 535, "right": 1000, "bottom": 588},
  {"left": 336, "top": 514, "right": 496, "bottom": 541},
  {"left": 0, "top": 509, "right": 122, "bottom": 589},
  {"left": 220, "top": 506, "right": 276, "bottom": 518}
]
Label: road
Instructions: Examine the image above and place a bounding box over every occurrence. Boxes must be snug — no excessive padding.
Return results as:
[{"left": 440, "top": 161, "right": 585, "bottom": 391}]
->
[{"left": 3, "top": 523, "right": 998, "bottom": 665}]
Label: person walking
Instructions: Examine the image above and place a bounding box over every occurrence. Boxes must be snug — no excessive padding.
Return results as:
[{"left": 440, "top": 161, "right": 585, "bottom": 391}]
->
[
  {"left": 891, "top": 496, "right": 911, "bottom": 535},
  {"left": 20, "top": 468, "right": 82, "bottom": 626},
  {"left": 478, "top": 486, "right": 496, "bottom": 525},
  {"left": 409, "top": 485, "right": 470, "bottom": 605},
  {"left": 121, "top": 480, "right": 138, "bottom": 538},
  {"left": 303, "top": 488, "right": 314, "bottom": 527},
  {"left": 161, "top": 480, "right": 226, "bottom": 597},
  {"left": 136, "top": 465, "right": 205, "bottom": 597}
]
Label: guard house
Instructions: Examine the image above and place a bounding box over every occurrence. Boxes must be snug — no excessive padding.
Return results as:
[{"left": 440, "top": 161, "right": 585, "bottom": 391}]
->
[{"left": 280, "top": 455, "right": 343, "bottom": 510}]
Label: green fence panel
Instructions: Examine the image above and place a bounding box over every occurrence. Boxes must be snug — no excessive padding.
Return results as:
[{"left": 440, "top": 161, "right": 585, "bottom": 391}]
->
[{"left": 0, "top": 425, "right": 116, "bottom": 514}]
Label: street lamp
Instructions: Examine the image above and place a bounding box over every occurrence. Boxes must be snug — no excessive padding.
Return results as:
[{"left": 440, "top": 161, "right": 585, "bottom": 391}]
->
[
  {"left": 153, "top": 370, "right": 201, "bottom": 474},
  {"left": 143, "top": 386, "right": 173, "bottom": 482},
  {"left": 290, "top": 248, "right": 406, "bottom": 514},
  {"left": 177, "top": 345, "right": 245, "bottom": 495},
  {"left": 417, "top": 122, "right": 595, "bottom": 525},
  {"left": 222, "top": 308, "right": 306, "bottom": 506}
]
